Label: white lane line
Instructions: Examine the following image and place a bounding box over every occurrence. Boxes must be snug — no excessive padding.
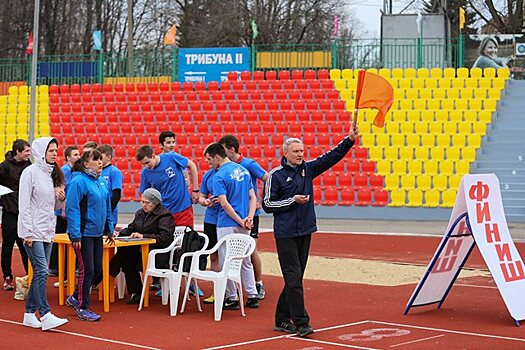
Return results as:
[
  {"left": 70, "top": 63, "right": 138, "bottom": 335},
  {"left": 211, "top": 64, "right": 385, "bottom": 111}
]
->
[
  {"left": 455, "top": 283, "right": 497, "bottom": 289},
  {"left": 202, "top": 320, "right": 371, "bottom": 350},
  {"left": 0, "top": 318, "right": 163, "bottom": 350},
  {"left": 370, "top": 320, "right": 525, "bottom": 342},
  {"left": 389, "top": 334, "right": 445, "bottom": 348},
  {"left": 294, "top": 337, "right": 379, "bottom": 349}
]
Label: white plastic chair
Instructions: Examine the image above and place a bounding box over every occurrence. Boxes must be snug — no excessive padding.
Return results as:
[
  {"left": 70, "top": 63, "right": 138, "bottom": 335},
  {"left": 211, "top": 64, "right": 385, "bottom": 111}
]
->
[
  {"left": 138, "top": 226, "right": 208, "bottom": 316},
  {"left": 180, "top": 234, "right": 256, "bottom": 321}
]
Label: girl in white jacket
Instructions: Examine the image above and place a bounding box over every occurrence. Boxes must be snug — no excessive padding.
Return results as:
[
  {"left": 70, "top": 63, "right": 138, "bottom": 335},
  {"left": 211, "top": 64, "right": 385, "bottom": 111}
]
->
[{"left": 18, "top": 137, "right": 68, "bottom": 331}]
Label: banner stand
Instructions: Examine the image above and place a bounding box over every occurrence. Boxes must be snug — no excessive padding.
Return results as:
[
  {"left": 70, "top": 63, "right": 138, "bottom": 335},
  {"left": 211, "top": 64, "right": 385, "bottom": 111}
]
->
[{"left": 405, "top": 174, "right": 525, "bottom": 326}]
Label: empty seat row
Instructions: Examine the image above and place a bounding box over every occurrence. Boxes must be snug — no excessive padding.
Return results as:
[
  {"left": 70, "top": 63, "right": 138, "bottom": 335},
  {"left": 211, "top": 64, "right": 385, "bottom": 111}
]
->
[
  {"left": 330, "top": 67, "right": 510, "bottom": 80},
  {"left": 376, "top": 159, "right": 470, "bottom": 176}
]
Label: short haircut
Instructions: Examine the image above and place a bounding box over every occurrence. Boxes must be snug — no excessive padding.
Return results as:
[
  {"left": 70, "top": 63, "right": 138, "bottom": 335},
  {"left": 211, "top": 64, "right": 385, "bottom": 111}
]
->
[
  {"left": 97, "top": 144, "right": 114, "bottom": 157},
  {"left": 136, "top": 145, "right": 154, "bottom": 161},
  {"left": 282, "top": 137, "right": 303, "bottom": 152},
  {"left": 204, "top": 143, "right": 227, "bottom": 158},
  {"left": 64, "top": 146, "right": 79, "bottom": 160},
  {"left": 218, "top": 134, "right": 239, "bottom": 153},
  {"left": 12, "top": 139, "right": 30, "bottom": 154},
  {"left": 159, "top": 131, "right": 176, "bottom": 145},
  {"left": 83, "top": 141, "right": 98, "bottom": 150}
]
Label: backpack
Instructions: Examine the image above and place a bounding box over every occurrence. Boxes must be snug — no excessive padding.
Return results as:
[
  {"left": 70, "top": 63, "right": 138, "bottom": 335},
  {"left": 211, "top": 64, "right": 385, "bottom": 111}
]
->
[{"left": 173, "top": 226, "right": 206, "bottom": 273}]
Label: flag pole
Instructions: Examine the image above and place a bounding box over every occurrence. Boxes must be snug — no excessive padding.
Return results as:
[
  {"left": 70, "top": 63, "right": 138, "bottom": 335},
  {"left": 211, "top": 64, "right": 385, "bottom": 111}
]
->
[
  {"left": 29, "top": 0, "right": 41, "bottom": 144},
  {"left": 353, "top": 70, "right": 366, "bottom": 133}
]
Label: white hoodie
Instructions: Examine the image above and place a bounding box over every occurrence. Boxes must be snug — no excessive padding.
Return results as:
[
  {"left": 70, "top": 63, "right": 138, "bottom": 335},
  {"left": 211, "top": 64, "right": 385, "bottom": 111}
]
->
[{"left": 18, "top": 137, "right": 64, "bottom": 242}]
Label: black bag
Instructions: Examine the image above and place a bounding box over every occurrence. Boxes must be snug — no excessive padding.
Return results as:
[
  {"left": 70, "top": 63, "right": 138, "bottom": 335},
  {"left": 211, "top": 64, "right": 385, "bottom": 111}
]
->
[{"left": 173, "top": 227, "right": 206, "bottom": 272}]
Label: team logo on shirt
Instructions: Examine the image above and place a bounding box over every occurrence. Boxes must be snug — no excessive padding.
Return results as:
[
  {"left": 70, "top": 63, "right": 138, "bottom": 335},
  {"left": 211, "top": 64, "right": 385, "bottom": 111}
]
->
[
  {"left": 230, "top": 167, "right": 250, "bottom": 182},
  {"left": 165, "top": 167, "right": 176, "bottom": 178},
  {"left": 103, "top": 176, "right": 109, "bottom": 183}
]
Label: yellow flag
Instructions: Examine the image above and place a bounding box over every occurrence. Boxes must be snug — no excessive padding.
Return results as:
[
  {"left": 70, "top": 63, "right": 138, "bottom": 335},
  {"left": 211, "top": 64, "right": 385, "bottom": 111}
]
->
[
  {"left": 163, "top": 24, "right": 177, "bottom": 46},
  {"left": 459, "top": 7, "right": 465, "bottom": 30}
]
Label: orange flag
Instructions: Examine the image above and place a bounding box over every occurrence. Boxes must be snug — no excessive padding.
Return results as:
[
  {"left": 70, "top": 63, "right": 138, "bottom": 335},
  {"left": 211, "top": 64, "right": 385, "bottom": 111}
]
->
[
  {"left": 163, "top": 24, "right": 177, "bottom": 46},
  {"left": 354, "top": 70, "right": 394, "bottom": 128}
]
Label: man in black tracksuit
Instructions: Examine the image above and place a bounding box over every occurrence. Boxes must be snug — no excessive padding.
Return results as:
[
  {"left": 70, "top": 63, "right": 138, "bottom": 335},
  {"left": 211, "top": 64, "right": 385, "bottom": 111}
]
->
[
  {"left": 263, "top": 127, "right": 358, "bottom": 337},
  {"left": 0, "top": 139, "right": 32, "bottom": 291}
]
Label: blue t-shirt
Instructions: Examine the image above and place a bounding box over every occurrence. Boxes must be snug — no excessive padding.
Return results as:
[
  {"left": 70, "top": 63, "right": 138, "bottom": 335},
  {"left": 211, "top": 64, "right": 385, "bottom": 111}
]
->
[
  {"left": 55, "top": 163, "right": 73, "bottom": 216},
  {"left": 238, "top": 156, "right": 266, "bottom": 216},
  {"left": 101, "top": 164, "right": 123, "bottom": 225},
  {"left": 200, "top": 168, "right": 219, "bottom": 225},
  {"left": 140, "top": 152, "right": 192, "bottom": 214},
  {"left": 213, "top": 162, "right": 253, "bottom": 228}
]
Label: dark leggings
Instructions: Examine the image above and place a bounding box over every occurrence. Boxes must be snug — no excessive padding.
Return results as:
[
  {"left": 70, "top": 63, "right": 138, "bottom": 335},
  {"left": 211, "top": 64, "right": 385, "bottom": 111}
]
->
[{"left": 73, "top": 236, "right": 102, "bottom": 310}]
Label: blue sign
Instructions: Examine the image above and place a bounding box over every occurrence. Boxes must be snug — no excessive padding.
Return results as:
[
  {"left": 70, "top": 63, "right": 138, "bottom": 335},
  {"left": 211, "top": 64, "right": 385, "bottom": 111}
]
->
[
  {"left": 38, "top": 61, "right": 98, "bottom": 78},
  {"left": 178, "top": 47, "right": 250, "bottom": 83}
]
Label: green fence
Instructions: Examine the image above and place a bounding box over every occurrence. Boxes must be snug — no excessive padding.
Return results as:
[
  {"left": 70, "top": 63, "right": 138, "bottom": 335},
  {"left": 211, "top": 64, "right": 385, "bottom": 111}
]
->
[{"left": 0, "top": 39, "right": 464, "bottom": 85}]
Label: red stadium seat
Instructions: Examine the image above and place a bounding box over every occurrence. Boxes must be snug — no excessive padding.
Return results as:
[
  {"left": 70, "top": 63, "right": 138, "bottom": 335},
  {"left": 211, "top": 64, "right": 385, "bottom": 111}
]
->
[
  {"left": 356, "top": 189, "right": 372, "bottom": 206},
  {"left": 322, "top": 174, "right": 337, "bottom": 188},
  {"left": 340, "top": 188, "right": 354, "bottom": 206},
  {"left": 252, "top": 71, "right": 264, "bottom": 81},
  {"left": 353, "top": 174, "right": 368, "bottom": 189},
  {"left": 59, "top": 84, "right": 69, "bottom": 94},
  {"left": 317, "top": 69, "right": 329, "bottom": 79},
  {"left": 227, "top": 71, "right": 238, "bottom": 81},
  {"left": 265, "top": 71, "right": 277, "bottom": 80},
  {"left": 282, "top": 80, "right": 295, "bottom": 90},
  {"left": 170, "top": 82, "right": 181, "bottom": 91},
  {"left": 291, "top": 70, "right": 303, "bottom": 80},
  {"left": 354, "top": 147, "right": 368, "bottom": 160},
  {"left": 361, "top": 160, "right": 376, "bottom": 175},
  {"left": 220, "top": 81, "right": 231, "bottom": 90},
  {"left": 369, "top": 174, "right": 384, "bottom": 189},
  {"left": 373, "top": 189, "right": 389, "bottom": 206},
  {"left": 347, "top": 159, "right": 360, "bottom": 174},
  {"left": 304, "top": 69, "right": 316, "bottom": 79},
  {"left": 207, "top": 81, "right": 219, "bottom": 90},
  {"left": 148, "top": 83, "right": 159, "bottom": 92},
  {"left": 49, "top": 85, "right": 59, "bottom": 94},
  {"left": 240, "top": 71, "right": 251, "bottom": 81},
  {"left": 279, "top": 70, "right": 291, "bottom": 80},
  {"left": 338, "top": 174, "right": 352, "bottom": 187},
  {"left": 322, "top": 187, "right": 339, "bottom": 205},
  {"left": 183, "top": 82, "right": 193, "bottom": 91}
]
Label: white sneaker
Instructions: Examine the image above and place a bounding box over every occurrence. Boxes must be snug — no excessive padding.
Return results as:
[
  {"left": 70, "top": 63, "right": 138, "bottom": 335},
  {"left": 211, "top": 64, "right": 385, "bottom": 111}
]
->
[
  {"left": 53, "top": 280, "right": 68, "bottom": 288},
  {"left": 23, "top": 313, "right": 41, "bottom": 328},
  {"left": 40, "top": 312, "right": 68, "bottom": 331}
]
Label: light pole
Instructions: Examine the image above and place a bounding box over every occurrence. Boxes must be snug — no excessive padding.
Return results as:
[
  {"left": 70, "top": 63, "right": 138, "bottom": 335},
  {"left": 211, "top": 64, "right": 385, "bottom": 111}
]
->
[
  {"left": 28, "top": 0, "right": 40, "bottom": 144},
  {"left": 127, "top": 0, "right": 134, "bottom": 77}
]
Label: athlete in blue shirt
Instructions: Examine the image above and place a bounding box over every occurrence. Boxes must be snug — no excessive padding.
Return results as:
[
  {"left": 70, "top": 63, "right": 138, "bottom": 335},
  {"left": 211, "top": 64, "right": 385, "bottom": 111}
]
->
[
  {"left": 204, "top": 143, "right": 259, "bottom": 310},
  {"left": 219, "top": 135, "right": 269, "bottom": 300},
  {"left": 98, "top": 145, "right": 123, "bottom": 225},
  {"left": 136, "top": 145, "right": 199, "bottom": 227}
]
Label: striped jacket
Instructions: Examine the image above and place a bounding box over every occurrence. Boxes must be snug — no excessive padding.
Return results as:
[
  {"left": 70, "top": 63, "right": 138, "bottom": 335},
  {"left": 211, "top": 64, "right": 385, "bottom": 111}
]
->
[{"left": 263, "top": 136, "right": 355, "bottom": 238}]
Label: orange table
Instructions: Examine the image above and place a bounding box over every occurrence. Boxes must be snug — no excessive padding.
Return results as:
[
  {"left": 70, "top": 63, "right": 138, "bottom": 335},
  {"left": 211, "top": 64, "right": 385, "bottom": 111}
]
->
[{"left": 53, "top": 234, "right": 155, "bottom": 312}]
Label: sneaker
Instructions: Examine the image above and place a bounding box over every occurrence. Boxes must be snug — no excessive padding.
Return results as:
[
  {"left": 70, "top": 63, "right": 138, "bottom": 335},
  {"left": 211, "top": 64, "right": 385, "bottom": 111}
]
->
[
  {"left": 256, "top": 282, "right": 265, "bottom": 300},
  {"left": 189, "top": 284, "right": 204, "bottom": 297},
  {"left": 246, "top": 297, "right": 259, "bottom": 308},
  {"left": 155, "top": 290, "right": 162, "bottom": 297},
  {"left": 297, "top": 324, "right": 314, "bottom": 338},
  {"left": 65, "top": 295, "right": 80, "bottom": 312},
  {"left": 53, "top": 280, "right": 68, "bottom": 288},
  {"left": 126, "top": 293, "right": 141, "bottom": 305},
  {"left": 23, "top": 313, "right": 41, "bottom": 329},
  {"left": 223, "top": 298, "right": 240, "bottom": 310},
  {"left": 274, "top": 322, "right": 297, "bottom": 334},
  {"left": 203, "top": 295, "right": 215, "bottom": 304},
  {"left": 77, "top": 309, "right": 101, "bottom": 322},
  {"left": 3, "top": 277, "right": 14, "bottom": 291},
  {"left": 41, "top": 312, "right": 68, "bottom": 331}
]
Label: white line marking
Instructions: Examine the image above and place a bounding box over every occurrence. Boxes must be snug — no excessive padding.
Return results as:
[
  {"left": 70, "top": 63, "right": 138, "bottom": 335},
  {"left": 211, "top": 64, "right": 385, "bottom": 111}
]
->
[
  {"left": 294, "top": 337, "right": 379, "bottom": 349},
  {"left": 202, "top": 320, "right": 370, "bottom": 349},
  {"left": 317, "top": 231, "right": 444, "bottom": 238},
  {"left": 389, "top": 334, "right": 445, "bottom": 348},
  {"left": 370, "top": 320, "right": 525, "bottom": 342},
  {"left": 455, "top": 283, "right": 497, "bottom": 289},
  {"left": 0, "top": 318, "right": 163, "bottom": 350}
]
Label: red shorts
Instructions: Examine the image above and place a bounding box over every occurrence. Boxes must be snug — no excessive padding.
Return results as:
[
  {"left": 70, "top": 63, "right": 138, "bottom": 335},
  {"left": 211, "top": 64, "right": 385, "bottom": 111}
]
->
[{"left": 172, "top": 206, "right": 194, "bottom": 227}]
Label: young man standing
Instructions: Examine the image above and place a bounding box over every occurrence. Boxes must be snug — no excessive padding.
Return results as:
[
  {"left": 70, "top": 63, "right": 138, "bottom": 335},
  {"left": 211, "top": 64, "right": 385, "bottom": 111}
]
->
[
  {"left": 263, "top": 127, "right": 358, "bottom": 338},
  {"left": 136, "top": 145, "right": 199, "bottom": 227},
  {"left": 98, "top": 145, "right": 123, "bottom": 226},
  {"left": 159, "top": 130, "right": 190, "bottom": 186},
  {"left": 219, "top": 135, "right": 268, "bottom": 300},
  {"left": 205, "top": 143, "right": 259, "bottom": 309},
  {"left": 0, "top": 139, "right": 31, "bottom": 290}
]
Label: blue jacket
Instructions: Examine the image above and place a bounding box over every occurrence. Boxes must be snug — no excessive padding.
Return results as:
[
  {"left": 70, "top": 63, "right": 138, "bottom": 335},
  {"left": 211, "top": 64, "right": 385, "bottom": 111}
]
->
[
  {"left": 66, "top": 171, "right": 114, "bottom": 242},
  {"left": 262, "top": 137, "right": 355, "bottom": 239}
]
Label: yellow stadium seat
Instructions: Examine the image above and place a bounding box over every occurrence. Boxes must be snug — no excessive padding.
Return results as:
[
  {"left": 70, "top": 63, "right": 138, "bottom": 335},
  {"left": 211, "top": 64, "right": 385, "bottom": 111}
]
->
[
  {"left": 415, "top": 146, "right": 429, "bottom": 160},
  {"left": 434, "top": 111, "right": 448, "bottom": 122},
  {"left": 481, "top": 68, "right": 495, "bottom": 78},
  {"left": 384, "top": 147, "right": 398, "bottom": 161},
  {"left": 425, "top": 78, "right": 438, "bottom": 89},
  {"left": 389, "top": 189, "right": 406, "bottom": 206},
  {"left": 493, "top": 79, "right": 506, "bottom": 89},
  {"left": 378, "top": 68, "right": 391, "bottom": 79},
  {"left": 457, "top": 122, "right": 472, "bottom": 134},
  {"left": 391, "top": 134, "right": 404, "bottom": 147},
  {"left": 430, "top": 123, "right": 444, "bottom": 136},
  {"left": 391, "top": 68, "right": 404, "bottom": 80},
  {"left": 386, "top": 122, "right": 401, "bottom": 134},
  {"left": 8, "top": 86, "right": 18, "bottom": 95},
  {"left": 408, "top": 159, "right": 422, "bottom": 174},
  {"left": 447, "top": 88, "right": 461, "bottom": 99},
  {"left": 448, "top": 174, "right": 462, "bottom": 190},
  {"left": 406, "top": 134, "right": 419, "bottom": 148},
  {"left": 460, "top": 88, "right": 474, "bottom": 98},
  {"left": 419, "top": 89, "right": 432, "bottom": 99},
  {"left": 369, "top": 147, "right": 383, "bottom": 161},
  {"left": 433, "top": 175, "right": 448, "bottom": 191},
  {"left": 38, "top": 85, "right": 49, "bottom": 95},
  {"left": 39, "top": 124, "right": 50, "bottom": 135},
  {"left": 398, "top": 79, "right": 411, "bottom": 89},
  {"left": 412, "top": 79, "right": 424, "bottom": 89},
  {"left": 417, "top": 174, "right": 432, "bottom": 190},
  {"left": 401, "top": 122, "right": 415, "bottom": 134},
  {"left": 472, "top": 122, "right": 486, "bottom": 135},
  {"left": 497, "top": 68, "right": 510, "bottom": 78},
  {"left": 417, "top": 68, "right": 429, "bottom": 78},
  {"left": 438, "top": 78, "right": 452, "bottom": 89},
  {"left": 404, "top": 68, "right": 417, "bottom": 79},
  {"left": 430, "top": 68, "right": 443, "bottom": 78},
  {"left": 385, "top": 174, "right": 400, "bottom": 190},
  {"left": 478, "top": 111, "right": 492, "bottom": 123},
  {"left": 402, "top": 174, "right": 416, "bottom": 190},
  {"left": 341, "top": 69, "right": 353, "bottom": 80},
  {"left": 377, "top": 160, "right": 391, "bottom": 175},
  {"left": 478, "top": 78, "right": 492, "bottom": 89},
  {"left": 415, "top": 122, "right": 428, "bottom": 134},
  {"left": 467, "top": 134, "right": 481, "bottom": 148},
  {"left": 439, "top": 160, "right": 454, "bottom": 176},
  {"left": 441, "top": 189, "right": 456, "bottom": 207},
  {"left": 487, "top": 88, "right": 501, "bottom": 99},
  {"left": 376, "top": 134, "right": 390, "bottom": 147},
  {"left": 330, "top": 69, "right": 342, "bottom": 80},
  {"left": 360, "top": 134, "right": 374, "bottom": 147},
  {"left": 366, "top": 68, "right": 378, "bottom": 75},
  {"left": 404, "top": 110, "right": 418, "bottom": 122},
  {"left": 407, "top": 189, "right": 423, "bottom": 207},
  {"left": 443, "top": 68, "right": 456, "bottom": 78},
  {"left": 399, "top": 147, "right": 414, "bottom": 160},
  {"left": 449, "top": 111, "right": 463, "bottom": 122},
  {"left": 430, "top": 147, "right": 445, "bottom": 160},
  {"left": 441, "top": 99, "right": 454, "bottom": 110},
  {"left": 421, "top": 111, "right": 434, "bottom": 122},
  {"left": 421, "top": 134, "right": 434, "bottom": 147},
  {"left": 405, "top": 89, "right": 418, "bottom": 100},
  {"left": 456, "top": 160, "right": 471, "bottom": 174},
  {"left": 5, "top": 124, "right": 17, "bottom": 134},
  {"left": 334, "top": 79, "right": 346, "bottom": 90},
  {"left": 455, "top": 99, "right": 467, "bottom": 110},
  {"left": 465, "top": 79, "right": 478, "bottom": 89},
  {"left": 433, "top": 89, "right": 445, "bottom": 99},
  {"left": 8, "top": 95, "right": 17, "bottom": 104},
  {"left": 426, "top": 99, "right": 440, "bottom": 110},
  {"left": 392, "top": 160, "right": 407, "bottom": 175},
  {"left": 452, "top": 134, "right": 466, "bottom": 146},
  {"left": 469, "top": 99, "right": 482, "bottom": 110},
  {"left": 447, "top": 147, "right": 461, "bottom": 161},
  {"left": 457, "top": 67, "right": 469, "bottom": 78},
  {"left": 484, "top": 99, "right": 497, "bottom": 111},
  {"left": 424, "top": 189, "right": 440, "bottom": 207},
  {"left": 6, "top": 113, "right": 17, "bottom": 123},
  {"left": 470, "top": 68, "right": 482, "bottom": 78},
  {"left": 413, "top": 99, "right": 426, "bottom": 110},
  {"left": 472, "top": 88, "right": 487, "bottom": 99},
  {"left": 347, "top": 79, "right": 357, "bottom": 88}
]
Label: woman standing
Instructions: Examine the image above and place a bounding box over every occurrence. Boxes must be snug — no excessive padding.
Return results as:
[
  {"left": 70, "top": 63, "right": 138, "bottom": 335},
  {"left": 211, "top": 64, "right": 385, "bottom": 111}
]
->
[
  {"left": 65, "top": 150, "right": 114, "bottom": 322},
  {"left": 18, "top": 137, "right": 68, "bottom": 331}
]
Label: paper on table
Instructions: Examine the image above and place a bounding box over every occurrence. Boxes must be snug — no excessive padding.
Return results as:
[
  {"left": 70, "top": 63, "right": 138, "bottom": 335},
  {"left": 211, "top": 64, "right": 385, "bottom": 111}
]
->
[{"left": 0, "top": 185, "right": 13, "bottom": 196}]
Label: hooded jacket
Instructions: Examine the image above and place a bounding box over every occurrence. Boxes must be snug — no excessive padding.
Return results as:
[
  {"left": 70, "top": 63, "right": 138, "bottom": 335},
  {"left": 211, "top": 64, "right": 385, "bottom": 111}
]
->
[
  {"left": 18, "top": 137, "right": 63, "bottom": 242},
  {"left": 0, "top": 150, "right": 32, "bottom": 214},
  {"left": 66, "top": 167, "right": 114, "bottom": 242},
  {"left": 119, "top": 204, "right": 175, "bottom": 249},
  {"left": 263, "top": 136, "right": 355, "bottom": 239}
]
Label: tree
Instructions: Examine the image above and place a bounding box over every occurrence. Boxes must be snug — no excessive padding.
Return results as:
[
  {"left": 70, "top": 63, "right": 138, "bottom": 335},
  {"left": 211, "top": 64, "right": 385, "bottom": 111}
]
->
[
  {"left": 467, "top": 0, "right": 523, "bottom": 33},
  {"left": 423, "top": 0, "right": 477, "bottom": 36}
]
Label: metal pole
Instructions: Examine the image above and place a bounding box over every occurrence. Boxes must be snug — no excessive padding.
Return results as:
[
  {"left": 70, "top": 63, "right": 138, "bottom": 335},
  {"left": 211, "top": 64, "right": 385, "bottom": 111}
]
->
[
  {"left": 127, "top": 0, "right": 134, "bottom": 77},
  {"left": 29, "top": 0, "right": 40, "bottom": 144}
]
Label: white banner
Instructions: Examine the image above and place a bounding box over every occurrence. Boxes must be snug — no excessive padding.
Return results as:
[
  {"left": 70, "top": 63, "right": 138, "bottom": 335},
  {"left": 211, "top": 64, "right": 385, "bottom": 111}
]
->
[{"left": 406, "top": 174, "right": 525, "bottom": 322}]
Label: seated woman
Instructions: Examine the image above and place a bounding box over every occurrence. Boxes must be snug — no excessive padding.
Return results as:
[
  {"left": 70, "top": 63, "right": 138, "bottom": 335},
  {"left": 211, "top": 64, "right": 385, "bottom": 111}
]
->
[
  {"left": 108, "top": 188, "right": 175, "bottom": 304},
  {"left": 472, "top": 36, "right": 514, "bottom": 69}
]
